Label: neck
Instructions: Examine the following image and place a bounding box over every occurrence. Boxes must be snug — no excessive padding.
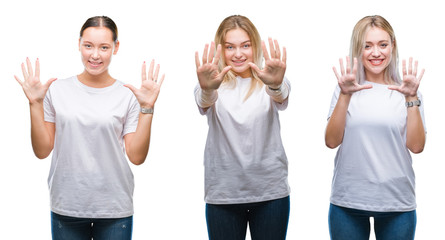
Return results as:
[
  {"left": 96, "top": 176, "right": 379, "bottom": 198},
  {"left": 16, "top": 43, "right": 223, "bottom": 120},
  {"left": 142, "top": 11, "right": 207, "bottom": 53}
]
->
[
  {"left": 365, "top": 71, "right": 387, "bottom": 84},
  {"left": 77, "top": 70, "right": 115, "bottom": 88}
]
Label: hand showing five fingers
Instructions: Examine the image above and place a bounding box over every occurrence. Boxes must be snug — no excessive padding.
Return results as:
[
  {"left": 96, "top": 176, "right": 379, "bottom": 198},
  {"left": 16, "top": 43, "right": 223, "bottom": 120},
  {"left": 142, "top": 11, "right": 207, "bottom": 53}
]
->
[
  {"left": 388, "top": 57, "right": 424, "bottom": 97},
  {"left": 125, "top": 60, "right": 165, "bottom": 109},
  {"left": 333, "top": 56, "right": 372, "bottom": 95},
  {"left": 249, "top": 38, "right": 286, "bottom": 88},
  {"left": 15, "top": 58, "right": 57, "bottom": 104},
  {"left": 195, "top": 42, "right": 232, "bottom": 91}
]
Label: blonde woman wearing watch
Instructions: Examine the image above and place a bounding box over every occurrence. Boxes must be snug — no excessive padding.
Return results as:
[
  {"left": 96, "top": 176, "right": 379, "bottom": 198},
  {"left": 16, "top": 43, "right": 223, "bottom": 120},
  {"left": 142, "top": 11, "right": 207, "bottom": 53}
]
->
[{"left": 325, "top": 15, "right": 426, "bottom": 240}]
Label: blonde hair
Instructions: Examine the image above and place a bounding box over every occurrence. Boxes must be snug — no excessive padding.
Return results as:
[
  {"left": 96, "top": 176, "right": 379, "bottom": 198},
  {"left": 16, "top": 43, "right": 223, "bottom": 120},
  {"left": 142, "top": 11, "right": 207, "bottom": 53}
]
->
[
  {"left": 350, "top": 15, "right": 401, "bottom": 85},
  {"left": 215, "top": 15, "right": 263, "bottom": 100}
]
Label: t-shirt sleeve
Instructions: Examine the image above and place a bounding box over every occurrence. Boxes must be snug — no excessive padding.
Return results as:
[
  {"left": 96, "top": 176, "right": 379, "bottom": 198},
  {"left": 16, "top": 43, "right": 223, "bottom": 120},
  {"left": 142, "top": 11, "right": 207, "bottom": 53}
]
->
[
  {"left": 327, "top": 85, "right": 341, "bottom": 120},
  {"left": 44, "top": 88, "right": 55, "bottom": 123},
  {"left": 194, "top": 84, "right": 213, "bottom": 115},
  {"left": 123, "top": 95, "right": 140, "bottom": 136}
]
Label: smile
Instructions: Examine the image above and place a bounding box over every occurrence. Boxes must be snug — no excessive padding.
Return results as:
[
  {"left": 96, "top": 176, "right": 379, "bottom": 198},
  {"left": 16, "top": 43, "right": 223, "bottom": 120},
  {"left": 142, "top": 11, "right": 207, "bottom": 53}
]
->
[
  {"left": 369, "top": 59, "right": 384, "bottom": 66},
  {"left": 232, "top": 59, "right": 246, "bottom": 66},
  {"left": 88, "top": 61, "right": 103, "bottom": 67}
]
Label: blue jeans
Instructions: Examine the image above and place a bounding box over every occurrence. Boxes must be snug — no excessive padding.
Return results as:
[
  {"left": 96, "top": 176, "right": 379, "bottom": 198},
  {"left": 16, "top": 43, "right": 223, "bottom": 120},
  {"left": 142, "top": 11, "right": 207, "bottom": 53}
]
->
[
  {"left": 206, "top": 196, "right": 290, "bottom": 240},
  {"left": 51, "top": 212, "right": 133, "bottom": 240},
  {"left": 329, "top": 204, "right": 416, "bottom": 240}
]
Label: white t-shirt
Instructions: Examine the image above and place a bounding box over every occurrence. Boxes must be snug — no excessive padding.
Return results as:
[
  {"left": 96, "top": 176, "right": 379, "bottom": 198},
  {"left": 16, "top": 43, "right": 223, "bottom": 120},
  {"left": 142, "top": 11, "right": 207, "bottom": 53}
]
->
[
  {"left": 328, "top": 81, "right": 426, "bottom": 212},
  {"left": 195, "top": 77, "right": 291, "bottom": 204},
  {"left": 44, "top": 76, "right": 140, "bottom": 218}
]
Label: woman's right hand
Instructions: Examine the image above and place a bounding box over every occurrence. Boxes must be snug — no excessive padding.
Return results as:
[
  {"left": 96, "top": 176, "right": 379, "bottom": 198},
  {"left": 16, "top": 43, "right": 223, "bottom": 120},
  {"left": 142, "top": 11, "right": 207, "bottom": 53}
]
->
[
  {"left": 333, "top": 56, "right": 372, "bottom": 95},
  {"left": 15, "top": 58, "right": 57, "bottom": 104},
  {"left": 195, "top": 42, "right": 232, "bottom": 90}
]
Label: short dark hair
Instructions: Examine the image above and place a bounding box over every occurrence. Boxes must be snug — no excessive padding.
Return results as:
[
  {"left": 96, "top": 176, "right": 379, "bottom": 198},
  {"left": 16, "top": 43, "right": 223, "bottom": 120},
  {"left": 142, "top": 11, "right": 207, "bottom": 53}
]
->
[{"left": 80, "top": 16, "right": 118, "bottom": 42}]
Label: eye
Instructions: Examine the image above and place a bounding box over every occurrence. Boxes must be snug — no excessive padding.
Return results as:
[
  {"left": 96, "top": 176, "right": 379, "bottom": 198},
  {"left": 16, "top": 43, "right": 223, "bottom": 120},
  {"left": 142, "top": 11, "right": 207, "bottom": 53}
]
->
[
  {"left": 364, "top": 45, "right": 371, "bottom": 49},
  {"left": 84, "top": 44, "right": 92, "bottom": 48},
  {"left": 225, "top": 45, "right": 233, "bottom": 50},
  {"left": 380, "top": 43, "right": 388, "bottom": 48},
  {"left": 101, "top": 46, "right": 110, "bottom": 50},
  {"left": 243, "top": 44, "right": 250, "bottom": 48}
]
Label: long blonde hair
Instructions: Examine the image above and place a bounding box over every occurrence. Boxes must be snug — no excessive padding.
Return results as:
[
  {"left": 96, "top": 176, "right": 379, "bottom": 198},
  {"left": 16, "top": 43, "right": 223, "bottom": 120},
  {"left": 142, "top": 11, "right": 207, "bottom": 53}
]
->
[
  {"left": 350, "top": 15, "right": 401, "bottom": 85},
  {"left": 215, "top": 15, "right": 263, "bottom": 100}
]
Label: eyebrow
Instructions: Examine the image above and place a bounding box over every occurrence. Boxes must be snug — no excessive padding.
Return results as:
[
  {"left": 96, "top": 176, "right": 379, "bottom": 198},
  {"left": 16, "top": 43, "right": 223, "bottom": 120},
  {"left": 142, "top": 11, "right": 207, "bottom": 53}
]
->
[
  {"left": 225, "top": 40, "right": 251, "bottom": 45},
  {"left": 365, "top": 40, "right": 390, "bottom": 44}
]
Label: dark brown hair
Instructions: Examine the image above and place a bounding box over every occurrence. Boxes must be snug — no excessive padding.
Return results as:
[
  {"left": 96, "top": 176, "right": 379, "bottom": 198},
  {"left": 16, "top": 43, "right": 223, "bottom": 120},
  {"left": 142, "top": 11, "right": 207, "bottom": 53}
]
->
[{"left": 80, "top": 16, "right": 118, "bottom": 42}]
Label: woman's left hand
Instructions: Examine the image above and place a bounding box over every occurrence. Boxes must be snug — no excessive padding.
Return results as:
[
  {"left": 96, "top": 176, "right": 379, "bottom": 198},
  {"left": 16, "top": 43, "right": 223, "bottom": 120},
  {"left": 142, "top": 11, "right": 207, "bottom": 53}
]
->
[
  {"left": 388, "top": 57, "right": 424, "bottom": 97},
  {"left": 249, "top": 38, "right": 286, "bottom": 89},
  {"left": 125, "top": 60, "right": 165, "bottom": 108}
]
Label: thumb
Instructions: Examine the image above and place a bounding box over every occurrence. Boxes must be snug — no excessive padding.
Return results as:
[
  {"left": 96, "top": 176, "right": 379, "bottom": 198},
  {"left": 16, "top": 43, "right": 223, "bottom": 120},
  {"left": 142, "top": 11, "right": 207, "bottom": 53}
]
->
[
  {"left": 219, "top": 66, "right": 232, "bottom": 77},
  {"left": 124, "top": 84, "right": 138, "bottom": 94},
  {"left": 387, "top": 85, "right": 399, "bottom": 91},
  {"left": 44, "top": 78, "right": 57, "bottom": 89},
  {"left": 248, "top": 62, "right": 261, "bottom": 74}
]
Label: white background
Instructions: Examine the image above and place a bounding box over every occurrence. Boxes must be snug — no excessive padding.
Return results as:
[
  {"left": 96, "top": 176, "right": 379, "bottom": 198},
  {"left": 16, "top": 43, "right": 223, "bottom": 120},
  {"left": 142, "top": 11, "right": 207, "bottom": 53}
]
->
[{"left": 1, "top": 0, "right": 443, "bottom": 239}]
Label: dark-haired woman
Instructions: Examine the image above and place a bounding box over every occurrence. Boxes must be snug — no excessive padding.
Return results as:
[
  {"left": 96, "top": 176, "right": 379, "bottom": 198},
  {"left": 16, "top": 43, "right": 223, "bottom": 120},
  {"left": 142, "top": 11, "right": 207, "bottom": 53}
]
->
[{"left": 15, "top": 16, "right": 164, "bottom": 240}]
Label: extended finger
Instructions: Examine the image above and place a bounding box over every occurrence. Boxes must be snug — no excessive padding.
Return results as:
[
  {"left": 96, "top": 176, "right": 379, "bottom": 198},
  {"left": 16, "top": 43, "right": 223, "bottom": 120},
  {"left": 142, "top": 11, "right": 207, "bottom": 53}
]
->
[
  {"left": 154, "top": 64, "right": 160, "bottom": 82},
  {"left": 26, "top": 57, "right": 34, "bottom": 77},
  {"left": 248, "top": 62, "right": 261, "bottom": 74},
  {"left": 346, "top": 56, "right": 351, "bottom": 74},
  {"left": 36, "top": 58, "right": 40, "bottom": 78},
  {"left": 417, "top": 69, "right": 425, "bottom": 82},
  {"left": 195, "top": 51, "right": 201, "bottom": 69},
  {"left": 157, "top": 74, "right": 165, "bottom": 87},
  {"left": 268, "top": 38, "right": 276, "bottom": 59},
  {"left": 148, "top": 60, "right": 155, "bottom": 80},
  {"left": 402, "top": 59, "right": 407, "bottom": 76},
  {"left": 21, "top": 62, "right": 29, "bottom": 80},
  {"left": 213, "top": 44, "right": 222, "bottom": 66},
  {"left": 413, "top": 60, "right": 418, "bottom": 76},
  {"left": 14, "top": 75, "right": 23, "bottom": 86},
  {"left": 332, "top": 67, "right": 341, "bottom": 82},
  {"left": 282, "top": 47, "right": 287, "bottom": 63},
  {"left": 408, "top": 57, "right": 413, "bottom": 75},
  {"left": 339, "top": 58, "right": 345, "bottom": 76},
  {"left": 209, "top": 42, "right": 215, "bottom": 64},
  {"left": 202, "top": 43, "right": 209, "bottom": 64},
  {"left": 262, "top": 41, "right": 270, "bottom": 61},
  {"left": 352, "top": 58, "right": 358, "bottom": 75},
  {"left": 274, "top": 39, "right": 281, "bottom": 60},
  {"left": 141, "top": 61, "right": 147, "bottom": 81},
  {"left": 219, "top": 66, "right": 232, "bottom": 78}
]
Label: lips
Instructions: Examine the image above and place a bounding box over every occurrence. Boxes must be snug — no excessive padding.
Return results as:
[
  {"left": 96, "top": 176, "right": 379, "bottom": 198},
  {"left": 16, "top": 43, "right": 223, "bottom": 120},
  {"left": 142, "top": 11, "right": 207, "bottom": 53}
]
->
[
  {"left": 232, "top": 59, "right": 246, "bottom": 66},
  {"left": 88, "top": 60, "right": 103, "bottom": 67},
  {"left": 369, "top": 59, "right": 384, "bottom": 66}
]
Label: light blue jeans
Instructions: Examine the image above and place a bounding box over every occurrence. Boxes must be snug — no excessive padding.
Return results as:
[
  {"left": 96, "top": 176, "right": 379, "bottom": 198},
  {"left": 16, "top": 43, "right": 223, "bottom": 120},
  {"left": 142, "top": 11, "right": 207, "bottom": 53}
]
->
[
  {"left": 329, "top": 204, "right": 416, "bottom": 240},
  {"left": 51, "top": 212, "right": 133, "bottom": 240}
]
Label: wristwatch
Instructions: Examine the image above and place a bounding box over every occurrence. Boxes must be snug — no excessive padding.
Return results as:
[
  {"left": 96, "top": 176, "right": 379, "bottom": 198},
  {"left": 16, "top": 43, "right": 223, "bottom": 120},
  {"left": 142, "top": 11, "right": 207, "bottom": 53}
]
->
[
  {"left": 405, "top": 99, "right": 421, "bottom": 107},
  {"left": 141, "top": 107, "right": 154, "bottom": 114}
]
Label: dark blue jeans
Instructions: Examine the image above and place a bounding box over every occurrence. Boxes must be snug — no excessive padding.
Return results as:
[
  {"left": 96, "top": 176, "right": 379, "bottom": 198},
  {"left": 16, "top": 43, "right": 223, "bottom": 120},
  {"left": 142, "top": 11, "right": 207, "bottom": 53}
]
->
[
  {"left": 51, "top": 212, "right": 133, "bottom": 240},
  {"left": 206, "top": 196, "right": 290, "bottom": 240},
  {"left": 329, "top": 204, "right": 416, "bottom": 240}
]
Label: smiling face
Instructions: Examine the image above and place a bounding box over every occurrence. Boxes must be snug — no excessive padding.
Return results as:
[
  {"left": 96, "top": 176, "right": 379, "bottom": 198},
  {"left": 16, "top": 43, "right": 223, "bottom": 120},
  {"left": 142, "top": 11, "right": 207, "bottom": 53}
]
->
[
  {"left": 223, "top": 28, "right": 254, "bottom": 78},
  {"left": 79, "top": 26, "right": 119, "bottom": 77},
  {"left": 361, "top": 27, "right": 393, "bottom": 83}
]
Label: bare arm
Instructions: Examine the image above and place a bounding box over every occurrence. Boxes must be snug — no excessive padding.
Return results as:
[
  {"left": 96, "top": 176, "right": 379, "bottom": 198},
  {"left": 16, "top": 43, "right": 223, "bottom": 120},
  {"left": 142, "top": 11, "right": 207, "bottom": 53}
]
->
[
  {"left": 15, "top": 58, "right": 57, "bottom": 159},
  {"left": 124, "top": 60, "right": 164, "bottom": 165}
]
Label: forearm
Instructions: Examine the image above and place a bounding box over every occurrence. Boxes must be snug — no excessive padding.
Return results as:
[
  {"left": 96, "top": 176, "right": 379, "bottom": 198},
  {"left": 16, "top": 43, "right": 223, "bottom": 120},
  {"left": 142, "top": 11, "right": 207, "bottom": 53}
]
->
[
  {"left": 266, "top": 81, "right": 290, "bottom": 103},
  {"left": 29, "top": 102, "right": 54, "bottom": 159},
  {"left": 405, "top": 96, "right": 425, "bottom": 153},
  {"left": 196, "top": 88, "right": 218, "bottom": 108},
  {"left": 127, "top": 113, "right": 153, "bottom": 165},
  {"left": 325, "top": 93, "right": 351, "bottom": 149}
]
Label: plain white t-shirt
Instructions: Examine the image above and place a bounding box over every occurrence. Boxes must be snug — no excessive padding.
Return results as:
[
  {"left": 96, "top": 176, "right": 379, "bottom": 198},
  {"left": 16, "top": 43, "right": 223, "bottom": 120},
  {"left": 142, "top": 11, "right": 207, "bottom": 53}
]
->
[
  {"left": 44, "top": 76, "right": 140, "bottom": 218},
  {"left": 195, "top": 77, "right": 291, "bottom": 204},
  {"left": 328, "top": 81, "right": 426, "bottom": 212}
]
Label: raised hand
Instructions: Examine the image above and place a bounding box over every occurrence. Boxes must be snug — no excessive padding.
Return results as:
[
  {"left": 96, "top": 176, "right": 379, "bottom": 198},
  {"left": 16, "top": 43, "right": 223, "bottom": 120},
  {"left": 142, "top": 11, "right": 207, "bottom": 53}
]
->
[
  {"left": 15, "top": 58, "right": 57, "bottom": 104},
  {"left": 333, "top": 56, "right": 372, "bottom": 95},
  {"left": 195, "top": 42, "right": 231, "bottom": 90},
  {"left": 248, "top": 38, "right": 286, "bottom": 88},
  {"left": 124, "top": 60, "right": 165, "bottom": 108},
  {"left": 388, "top": 57, "right": 424, "bottom": 97}
]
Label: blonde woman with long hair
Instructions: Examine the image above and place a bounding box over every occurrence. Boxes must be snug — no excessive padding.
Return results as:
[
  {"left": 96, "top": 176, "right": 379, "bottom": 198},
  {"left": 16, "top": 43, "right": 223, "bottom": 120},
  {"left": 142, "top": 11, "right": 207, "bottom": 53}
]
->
[
  {"left": 194, "top": 15, "right": 290, "bottom": 240},
  {"left": 325, "top": 15, "right": 426, "bottom": 240}
]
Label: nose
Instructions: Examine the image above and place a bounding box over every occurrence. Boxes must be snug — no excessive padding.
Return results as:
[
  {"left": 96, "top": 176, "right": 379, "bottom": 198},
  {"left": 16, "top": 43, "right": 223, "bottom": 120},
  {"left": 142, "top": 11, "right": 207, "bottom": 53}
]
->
[
  {"left": 235, "top": 47, "right": 242, "bottom": 58},
  {"left": 92, "top": 48, "right": 100, "bottom": 59},
  {"left": 372, "top": 46, "right": 380, "bottom": 57}
]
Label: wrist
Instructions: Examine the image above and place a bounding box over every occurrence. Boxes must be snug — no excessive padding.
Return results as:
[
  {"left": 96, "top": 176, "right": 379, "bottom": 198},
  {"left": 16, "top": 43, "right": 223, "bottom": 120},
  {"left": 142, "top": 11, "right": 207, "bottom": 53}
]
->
[{"left": 268, "top": 84, "right": 282, "bottom": 90}]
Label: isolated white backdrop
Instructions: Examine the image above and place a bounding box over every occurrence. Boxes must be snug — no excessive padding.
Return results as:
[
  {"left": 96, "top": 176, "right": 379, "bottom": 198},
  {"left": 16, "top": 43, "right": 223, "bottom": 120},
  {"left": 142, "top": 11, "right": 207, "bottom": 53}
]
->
[{"left": 1, "top": 0, "right": 443, "bottom": 239}]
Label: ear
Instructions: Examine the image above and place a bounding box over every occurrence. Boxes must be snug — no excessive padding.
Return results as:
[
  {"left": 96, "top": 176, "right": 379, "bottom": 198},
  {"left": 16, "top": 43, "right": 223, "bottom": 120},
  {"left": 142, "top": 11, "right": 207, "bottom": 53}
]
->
[{"left": 113, "top": 40, "right": 120, "bottom": 55}]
